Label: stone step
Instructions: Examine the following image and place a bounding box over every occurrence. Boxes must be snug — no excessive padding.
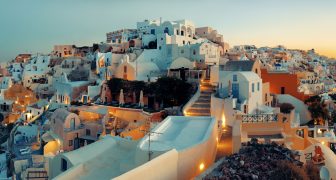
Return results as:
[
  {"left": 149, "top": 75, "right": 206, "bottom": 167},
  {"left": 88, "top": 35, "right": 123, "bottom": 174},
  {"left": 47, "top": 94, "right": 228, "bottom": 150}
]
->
[
  {"left": 186, "top": 112, "right": 211, "bottom": 116},
  {"left": 198, "top": 97, "right": 211, "bottom": 101},
  {"left": 195, "top": 99, "right": 210, "bottom": 103},
  {"left": 187, "top": 108, "right": 210, "bottom": 113},
  {"left": 191, "top": 103, "right": 210, "bottom": 108}
]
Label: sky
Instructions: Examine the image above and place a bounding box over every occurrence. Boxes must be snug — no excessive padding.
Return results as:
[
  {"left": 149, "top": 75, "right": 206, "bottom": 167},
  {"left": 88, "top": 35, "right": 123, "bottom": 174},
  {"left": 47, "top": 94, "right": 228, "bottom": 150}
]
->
[{"left": 0, "top": 0, "right": 335, "bottom": 61}]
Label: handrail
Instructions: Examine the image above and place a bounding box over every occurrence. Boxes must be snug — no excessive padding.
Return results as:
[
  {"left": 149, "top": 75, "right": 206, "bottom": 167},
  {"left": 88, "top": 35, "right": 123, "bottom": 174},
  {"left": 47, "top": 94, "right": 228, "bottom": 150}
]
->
[{"left": 182, "top": 84, "right": 200, "bottom": 116}]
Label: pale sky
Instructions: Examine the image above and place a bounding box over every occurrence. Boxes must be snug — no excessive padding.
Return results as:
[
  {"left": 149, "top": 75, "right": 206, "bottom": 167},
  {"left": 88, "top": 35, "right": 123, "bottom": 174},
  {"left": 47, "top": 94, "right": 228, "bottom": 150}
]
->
[{"left": 0, "top": 0, "right": 335, "bottom": 61}]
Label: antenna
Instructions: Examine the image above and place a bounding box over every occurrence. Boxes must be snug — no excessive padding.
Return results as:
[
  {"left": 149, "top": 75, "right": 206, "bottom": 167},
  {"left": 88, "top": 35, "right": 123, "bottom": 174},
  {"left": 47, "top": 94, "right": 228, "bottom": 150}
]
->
[{"left": 140, "top": 118, "right": 162, "bottom": 161}]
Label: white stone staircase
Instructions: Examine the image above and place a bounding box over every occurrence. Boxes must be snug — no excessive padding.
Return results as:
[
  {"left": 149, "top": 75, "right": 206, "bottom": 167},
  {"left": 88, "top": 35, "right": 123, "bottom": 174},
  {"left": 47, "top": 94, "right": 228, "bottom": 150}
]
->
[{"left": 184, "top": 79, "right": 213, "bottom": 116}]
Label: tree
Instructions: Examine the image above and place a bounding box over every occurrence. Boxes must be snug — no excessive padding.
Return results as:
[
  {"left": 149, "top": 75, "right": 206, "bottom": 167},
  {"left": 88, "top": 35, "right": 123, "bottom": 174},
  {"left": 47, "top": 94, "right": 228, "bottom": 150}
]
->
[
  {"left": 130, "top": 80, "right": 146, "bottom": 101},
  {"left": 278, "top": 103, "right": 295, "bottom": 114},
  {"left": 107, "top": 78, "right": 126, "bottom": 101},
  {"left": 305, "top": 95, "right": 329, "bottom": 125},
  {"left": 153, "top": 77, "right": 193, "bottom": 108},
  {"left": 106, "top": 77, "right": 194, "bottom": 109}
]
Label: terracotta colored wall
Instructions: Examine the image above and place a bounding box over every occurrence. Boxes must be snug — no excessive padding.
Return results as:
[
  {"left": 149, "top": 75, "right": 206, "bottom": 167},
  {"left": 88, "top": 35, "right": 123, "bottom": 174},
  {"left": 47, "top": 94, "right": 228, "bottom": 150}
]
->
[{"left": 261, "top": 69, "right": 309, "bottom": 101}]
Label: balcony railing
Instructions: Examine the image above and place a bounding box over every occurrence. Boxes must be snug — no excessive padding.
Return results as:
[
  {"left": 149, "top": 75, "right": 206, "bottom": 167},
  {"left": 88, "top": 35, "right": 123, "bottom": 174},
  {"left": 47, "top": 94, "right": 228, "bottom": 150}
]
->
[{"left": 242, "top": 114, "right": 278, "bottom": 123}]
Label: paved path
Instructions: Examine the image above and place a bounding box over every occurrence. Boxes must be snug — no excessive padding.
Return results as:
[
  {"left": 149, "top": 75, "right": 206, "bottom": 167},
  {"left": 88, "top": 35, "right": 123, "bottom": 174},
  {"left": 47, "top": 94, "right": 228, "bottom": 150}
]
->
[
  {"left": 184, "top": 79, "right": 234, "bottom": 160},
  {"left": 216, "top": 126, "right": 233, "bottom": 160}
]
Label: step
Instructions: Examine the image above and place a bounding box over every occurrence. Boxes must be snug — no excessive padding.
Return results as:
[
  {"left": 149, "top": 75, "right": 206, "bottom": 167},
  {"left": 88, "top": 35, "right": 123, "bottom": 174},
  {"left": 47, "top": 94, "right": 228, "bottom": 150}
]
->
[
  {"left": 200, "top": 91, "right": 212, "bottom": 95},
  {"left": 197, "top": 97, "right": 211, "bottom": 101},
  {"left": 191, "top": 103, "right": 210, "bottom": 108},
  {"left": 186, "top": 112, "right": 211, "bottom": 116},
  {"left": 195, "top": 99, "right": 210, "bottom": 103},
  {"left": 187, "top": 108, "right": 210, "bottom": 113}
]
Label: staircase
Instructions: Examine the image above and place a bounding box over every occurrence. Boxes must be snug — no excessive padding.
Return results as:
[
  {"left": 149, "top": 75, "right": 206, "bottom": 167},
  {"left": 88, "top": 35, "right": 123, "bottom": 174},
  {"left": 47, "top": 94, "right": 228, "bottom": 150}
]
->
[{"left": 185, "top": 79, "right": 213, "bottom": 116}]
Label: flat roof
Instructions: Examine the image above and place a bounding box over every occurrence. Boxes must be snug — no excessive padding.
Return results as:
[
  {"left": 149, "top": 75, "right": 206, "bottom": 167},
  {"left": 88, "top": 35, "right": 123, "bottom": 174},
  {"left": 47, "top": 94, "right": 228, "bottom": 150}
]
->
[{"left": 138, "top": 116, "right": 215, "bottom": 151}]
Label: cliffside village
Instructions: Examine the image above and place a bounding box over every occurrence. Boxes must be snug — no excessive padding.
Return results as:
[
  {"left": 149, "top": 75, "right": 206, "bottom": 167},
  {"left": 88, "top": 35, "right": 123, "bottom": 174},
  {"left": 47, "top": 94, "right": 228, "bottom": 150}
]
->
[{"left": 0, "top": 19, "right": 336, "bottom": 179}]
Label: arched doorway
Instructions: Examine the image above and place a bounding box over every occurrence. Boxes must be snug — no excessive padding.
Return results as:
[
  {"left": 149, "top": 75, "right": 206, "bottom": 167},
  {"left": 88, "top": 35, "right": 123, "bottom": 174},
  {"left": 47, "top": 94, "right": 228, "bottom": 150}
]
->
[{"left": 129, "top": 40, "right": 135, "bottom": 48}]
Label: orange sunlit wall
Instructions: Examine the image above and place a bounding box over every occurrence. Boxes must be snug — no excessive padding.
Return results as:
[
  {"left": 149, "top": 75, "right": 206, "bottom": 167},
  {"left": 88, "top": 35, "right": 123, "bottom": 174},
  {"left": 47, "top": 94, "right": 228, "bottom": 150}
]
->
[{"left": 261, "top": 69, "right": 309, "bottom": 101}]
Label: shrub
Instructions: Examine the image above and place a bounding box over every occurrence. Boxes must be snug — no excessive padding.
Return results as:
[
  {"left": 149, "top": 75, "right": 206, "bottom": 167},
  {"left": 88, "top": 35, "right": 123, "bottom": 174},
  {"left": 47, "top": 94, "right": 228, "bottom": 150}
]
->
[{"left": 279, "top": 103, "right": 295, "bottom": 114}]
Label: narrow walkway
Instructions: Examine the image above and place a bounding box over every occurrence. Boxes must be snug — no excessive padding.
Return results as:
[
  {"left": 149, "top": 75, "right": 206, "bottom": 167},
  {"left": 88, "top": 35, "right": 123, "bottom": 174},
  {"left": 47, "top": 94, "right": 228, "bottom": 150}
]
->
[
  {"left": 184, "top": 78, "right": 233, "bottom": 160},
  {"left": 216, "top": 126, "right": 233, "bottom": 160},
  {"left": 185, "top": 79, "right": 213, "bottom": 116}
]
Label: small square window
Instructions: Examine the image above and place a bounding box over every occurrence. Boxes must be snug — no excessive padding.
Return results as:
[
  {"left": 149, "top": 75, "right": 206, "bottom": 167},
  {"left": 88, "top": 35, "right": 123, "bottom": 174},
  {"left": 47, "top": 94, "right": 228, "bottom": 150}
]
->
[
  {"left": 252, "top": 83, "right": 255, "bottom": 92},
  {"left": 86, "top": 129, "right": 91, "bottom": 136},
  {"left": 233, "top": 75, "right": 237, "bottom": 82}
]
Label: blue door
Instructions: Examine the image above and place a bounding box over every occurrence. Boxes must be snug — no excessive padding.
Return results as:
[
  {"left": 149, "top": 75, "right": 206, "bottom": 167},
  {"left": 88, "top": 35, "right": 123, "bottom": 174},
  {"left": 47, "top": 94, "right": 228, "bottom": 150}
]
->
[{"left": 232, "top": 83, "right": 239, "bottom": 98}]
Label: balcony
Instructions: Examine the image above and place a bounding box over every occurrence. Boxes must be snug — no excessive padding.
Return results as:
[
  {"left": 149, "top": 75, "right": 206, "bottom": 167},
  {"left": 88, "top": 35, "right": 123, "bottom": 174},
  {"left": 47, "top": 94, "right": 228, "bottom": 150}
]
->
[{"left": 241, "top": 114, "right": 278, "bottom": 123}]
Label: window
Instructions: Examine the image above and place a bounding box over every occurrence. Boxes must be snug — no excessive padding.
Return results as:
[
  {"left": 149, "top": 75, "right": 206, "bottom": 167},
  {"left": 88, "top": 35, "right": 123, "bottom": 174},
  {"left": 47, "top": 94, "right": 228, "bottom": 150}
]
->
[
  {"left": 164, "top": 27, "right": 169, "bottom": 34},
  {"left": 181, "top": 31, "right": 184, "bottom": 36},
  {"left": 252, "top": 83, "right": 255, "bottom": 92},
  {"left": 61, "top": 158, "right": 67, "bottom": 171},
  {"left": 233, "top": 74, "right": 237, "bottom": 82},
  {"left": 150, "top": 29, "right": 155, "bottom": 35},
  {"left": 193, "top": 49, "right": 196, "bottom": 55},
  {"left": 159, "top": 46, "right": 161, "bottom": 50},
  {"left": 176, "top": 30, "right": 179, "bottom": 35},
  {"left": 265, "top": 94, "right": 268, "bottom": 101},
  {"left": 69, "top": 140, "right": 73, "bottom": 146},
  {"left": 124, "top": 66, "right": 127, "bottom": 73},
  {"left": 183, "top": 40, "right": 185, "bottom": 45},
  {"left": 257, "top": 82, "right": 260, "bottom": 91},
  {"left": 70, "top": 118, "right": 75, "bottom": 130},
  {"left": 86, "top": 129, "right": 91, "bottom": 136}
]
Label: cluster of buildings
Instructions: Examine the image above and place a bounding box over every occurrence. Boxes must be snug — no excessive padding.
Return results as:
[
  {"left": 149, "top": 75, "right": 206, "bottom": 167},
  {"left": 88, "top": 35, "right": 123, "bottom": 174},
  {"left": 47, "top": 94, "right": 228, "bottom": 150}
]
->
[{"left": 0, "top": 18, "right": 336, "bottom": 179}]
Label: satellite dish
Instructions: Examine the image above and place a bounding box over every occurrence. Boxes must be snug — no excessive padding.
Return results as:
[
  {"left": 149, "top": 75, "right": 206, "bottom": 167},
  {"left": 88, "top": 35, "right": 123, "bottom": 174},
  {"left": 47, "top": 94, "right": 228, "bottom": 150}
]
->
[{"left": 320, "top": 166, "right": 330, "bottom": 180}]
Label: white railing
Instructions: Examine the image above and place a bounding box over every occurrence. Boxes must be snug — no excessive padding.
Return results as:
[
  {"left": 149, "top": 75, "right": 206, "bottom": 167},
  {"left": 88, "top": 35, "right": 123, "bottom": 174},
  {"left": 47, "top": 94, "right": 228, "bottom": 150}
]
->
[{"left": 182, "top": 85, "right": 200, "bottom": 115}]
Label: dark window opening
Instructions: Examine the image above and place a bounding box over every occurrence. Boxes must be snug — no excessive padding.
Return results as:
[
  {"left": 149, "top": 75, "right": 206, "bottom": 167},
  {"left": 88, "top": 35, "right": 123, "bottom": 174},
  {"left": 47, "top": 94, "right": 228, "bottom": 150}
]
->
[{"left": 61, "top": 158, "right": 67, "bottom": 171}]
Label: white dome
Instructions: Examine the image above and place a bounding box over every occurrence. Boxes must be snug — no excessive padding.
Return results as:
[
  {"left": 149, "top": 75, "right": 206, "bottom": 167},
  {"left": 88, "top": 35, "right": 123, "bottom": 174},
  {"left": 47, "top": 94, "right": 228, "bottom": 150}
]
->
[
  {"left": 170, "top": 57, "right": 194, "bottom": 69},
  {"left": 132, "top": 61, "right": 160, "bottom": 81}
]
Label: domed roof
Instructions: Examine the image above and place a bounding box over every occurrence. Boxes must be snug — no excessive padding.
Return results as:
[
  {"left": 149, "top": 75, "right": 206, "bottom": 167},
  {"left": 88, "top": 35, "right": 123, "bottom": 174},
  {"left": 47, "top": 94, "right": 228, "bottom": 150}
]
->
[{"left": 169, "top": 57, "right": 194, "bottom": 69}]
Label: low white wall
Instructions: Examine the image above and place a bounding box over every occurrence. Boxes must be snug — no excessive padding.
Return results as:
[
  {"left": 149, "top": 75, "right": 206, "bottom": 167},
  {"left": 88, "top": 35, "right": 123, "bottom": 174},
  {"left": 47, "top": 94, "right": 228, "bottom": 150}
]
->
[
  {"left": 183, "top": 85, "right": 200, "bottom": 115},
  {"left": 210, "top": 94, "right": 224, "bottom": 129},
  {"left": 177, "top": 119, "right": 218, "bottom": 179},
  {"left": 114, "top": 149, "right": 179, "bottom": 180}
]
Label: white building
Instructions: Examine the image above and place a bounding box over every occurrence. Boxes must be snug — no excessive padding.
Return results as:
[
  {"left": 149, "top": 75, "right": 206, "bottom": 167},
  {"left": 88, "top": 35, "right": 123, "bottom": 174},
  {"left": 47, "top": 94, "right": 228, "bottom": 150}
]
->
[
  {"left": 10, "top": 63, "right": 24, "bottom": 82},
  {"left": 95, "top": 52, "right": 112, "bottom": 78},
  {"left": 217, "top": 71, "right": 263, "bottom": 114},
  {"left": 22, "top": 55, "right": 51, "bottom": 89},
  {"left": 0, "top": 77, "right": 13, "bottom": 90},
  {"left": 48, "top": 116, "right": 217, "bottom": 180}
]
